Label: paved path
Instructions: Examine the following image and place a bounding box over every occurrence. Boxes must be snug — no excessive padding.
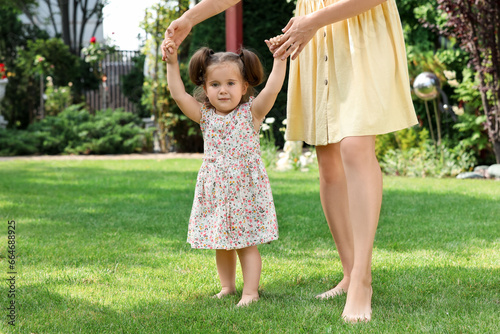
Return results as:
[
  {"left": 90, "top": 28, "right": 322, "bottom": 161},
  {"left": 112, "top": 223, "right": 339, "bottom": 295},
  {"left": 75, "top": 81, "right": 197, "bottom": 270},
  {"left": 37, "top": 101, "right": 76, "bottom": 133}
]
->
[{"left": 0, "top": 153, "right": 204, "bottom": 162}]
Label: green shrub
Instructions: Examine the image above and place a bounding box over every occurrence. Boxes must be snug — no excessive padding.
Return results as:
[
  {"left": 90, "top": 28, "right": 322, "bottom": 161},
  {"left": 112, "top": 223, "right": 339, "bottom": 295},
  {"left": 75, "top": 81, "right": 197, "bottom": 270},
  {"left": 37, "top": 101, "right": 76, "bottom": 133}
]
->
[
  {"left": 121, "top": 54, "right": 147, "bottom": 117},
  {"left": 44, "top": 77, "right": 73, "bottom": 116},
  {"left": 380, "top": 141, "right": 476, "bottom": 178},
  {"left": 0, "top": 105, "right": 151, "bottom": 156},
  {"left": 259, "top": 119, "right": 279, "bottom": 169},
  {"left": 377, "top": 125, "right": 476, "bottom": 178},
  {"left": 0, "top": 128, "right": 39, "bottom": 156},
  {"left": 376, "top": 127, "right": 429, "bottom": 161}
]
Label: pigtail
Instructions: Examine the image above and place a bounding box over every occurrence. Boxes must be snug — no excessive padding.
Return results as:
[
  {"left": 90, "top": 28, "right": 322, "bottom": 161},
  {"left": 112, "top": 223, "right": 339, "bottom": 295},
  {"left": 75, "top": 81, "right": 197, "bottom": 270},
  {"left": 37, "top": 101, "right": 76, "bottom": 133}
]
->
[
  {"left": 239, "top": 49, "right": 264, "bottom": 87},
  {"left": 188, "top": 47, "right": 215, "bottom": 86}
]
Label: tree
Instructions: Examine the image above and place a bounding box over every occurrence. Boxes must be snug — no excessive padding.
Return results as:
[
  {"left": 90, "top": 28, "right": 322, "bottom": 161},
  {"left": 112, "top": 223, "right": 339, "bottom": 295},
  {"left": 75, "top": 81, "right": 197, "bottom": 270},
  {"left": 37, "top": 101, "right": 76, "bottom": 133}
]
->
[
  {"left": 6, "top": 0, "right": 107, "bottom": 55},
  {"left": 437, "top": 0, "right": 500, "bottom": 163},
  {"left": 141, "top": 0, "right": 191, "bottom": 152}
]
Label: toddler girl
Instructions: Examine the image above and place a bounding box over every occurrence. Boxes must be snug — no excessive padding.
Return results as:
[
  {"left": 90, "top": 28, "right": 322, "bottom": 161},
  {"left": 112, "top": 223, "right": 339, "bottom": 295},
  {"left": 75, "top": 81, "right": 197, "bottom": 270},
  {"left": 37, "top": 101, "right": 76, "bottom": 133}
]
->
[{"left": 164, "top": 41, "right": 287, "bottom": 306}]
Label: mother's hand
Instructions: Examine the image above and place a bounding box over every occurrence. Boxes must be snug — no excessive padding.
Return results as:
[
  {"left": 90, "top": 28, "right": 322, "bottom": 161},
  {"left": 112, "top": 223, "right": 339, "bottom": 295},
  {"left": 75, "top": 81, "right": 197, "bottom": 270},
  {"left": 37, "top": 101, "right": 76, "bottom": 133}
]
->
[
  {"left": 274, "top": 15, "right": 318, "bottom": 60},
  {"left": 162, "top": 16, "right": 193, "bottom": 61}
]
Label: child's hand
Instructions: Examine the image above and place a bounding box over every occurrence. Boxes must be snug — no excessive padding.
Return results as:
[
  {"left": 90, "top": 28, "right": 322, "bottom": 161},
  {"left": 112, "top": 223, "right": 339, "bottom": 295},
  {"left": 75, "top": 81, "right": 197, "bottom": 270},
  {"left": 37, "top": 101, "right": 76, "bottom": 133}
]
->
[
  {"left": 265, "top": 34, "right": 284, "bottom": 54},
  {"left": 163, "top": 39, "right": 178, "bottom": 64}
]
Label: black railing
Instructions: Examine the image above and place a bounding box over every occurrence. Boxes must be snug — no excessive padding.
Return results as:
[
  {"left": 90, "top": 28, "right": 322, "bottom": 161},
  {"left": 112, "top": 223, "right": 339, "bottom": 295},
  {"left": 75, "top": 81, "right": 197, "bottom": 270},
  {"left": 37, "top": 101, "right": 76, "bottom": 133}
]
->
[{"left": 85, "top": 50, "right": 140, "bottom": 112}]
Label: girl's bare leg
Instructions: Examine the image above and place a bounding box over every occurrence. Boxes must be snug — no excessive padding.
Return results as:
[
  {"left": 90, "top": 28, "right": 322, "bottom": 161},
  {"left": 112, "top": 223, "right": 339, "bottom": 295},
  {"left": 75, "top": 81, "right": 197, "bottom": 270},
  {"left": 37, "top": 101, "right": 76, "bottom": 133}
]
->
[
  {"left": 315, "top": 143, "right": 354, "bottom": 299},
  {"left": 340, "top": 136, "right": 382, "bottom": 322},
  {"left": 214, "top": 249, "right": 237, "bottom": 298},
  {"left": 235, "top": 246, "right": 261, "bottom": 306}
]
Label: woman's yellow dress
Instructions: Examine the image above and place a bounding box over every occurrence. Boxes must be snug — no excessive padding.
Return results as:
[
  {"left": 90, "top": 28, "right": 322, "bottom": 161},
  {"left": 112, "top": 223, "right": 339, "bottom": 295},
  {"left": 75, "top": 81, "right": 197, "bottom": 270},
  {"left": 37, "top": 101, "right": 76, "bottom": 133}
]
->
[{"left": 286, "top": 0, "right": 418, "bottom": 145}]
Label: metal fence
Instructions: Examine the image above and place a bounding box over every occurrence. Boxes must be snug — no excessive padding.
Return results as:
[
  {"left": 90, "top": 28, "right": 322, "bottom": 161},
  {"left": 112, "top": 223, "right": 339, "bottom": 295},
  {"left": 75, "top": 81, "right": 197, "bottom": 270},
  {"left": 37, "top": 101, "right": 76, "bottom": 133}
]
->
[{"left": 85, "top": 50, "right": 141, "bottom": 112}]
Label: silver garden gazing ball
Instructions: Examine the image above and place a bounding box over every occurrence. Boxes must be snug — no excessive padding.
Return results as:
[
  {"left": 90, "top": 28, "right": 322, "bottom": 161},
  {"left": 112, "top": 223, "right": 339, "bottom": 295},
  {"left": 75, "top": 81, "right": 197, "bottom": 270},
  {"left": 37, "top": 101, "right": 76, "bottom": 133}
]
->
[{"left": 413, "top": 72, "right": 440, "bottom": 101}]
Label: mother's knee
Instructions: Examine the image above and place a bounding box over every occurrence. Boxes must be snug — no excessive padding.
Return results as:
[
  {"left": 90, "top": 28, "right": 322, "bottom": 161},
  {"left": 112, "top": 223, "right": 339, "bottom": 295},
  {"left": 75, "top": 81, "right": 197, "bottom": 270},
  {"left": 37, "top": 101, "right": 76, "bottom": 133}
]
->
[{"left": 340, "top": 136, "right": 376, "bottom": 166}]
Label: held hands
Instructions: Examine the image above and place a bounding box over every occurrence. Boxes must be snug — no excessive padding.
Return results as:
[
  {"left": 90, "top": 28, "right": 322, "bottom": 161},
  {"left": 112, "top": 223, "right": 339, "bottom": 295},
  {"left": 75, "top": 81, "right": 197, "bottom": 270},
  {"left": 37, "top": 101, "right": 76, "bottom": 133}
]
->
[
  {"left": 272, "top": 14, "right": 318, "bottom": 60},
  {"left": 162, "top": 16, "right": 192, "bottom": 61},
  {"left": 163, "top": 39, "right": 178, "bottom": 64},
  {"left": 265, "top": 34, "right": 288, "bottom": 65},
  {"left": 265, "top": 34, "right": 285, "bottom": 54}
]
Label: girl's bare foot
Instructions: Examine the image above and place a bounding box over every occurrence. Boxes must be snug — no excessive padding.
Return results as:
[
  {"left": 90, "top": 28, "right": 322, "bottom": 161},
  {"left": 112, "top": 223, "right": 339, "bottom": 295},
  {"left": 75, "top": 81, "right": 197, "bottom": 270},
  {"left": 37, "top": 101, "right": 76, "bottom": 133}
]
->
[
  {"left": 212, "top": 288, "right": 236, "bottom": 299},
  {"left": 236, "top": 294, "right": 259, "bottom": 307},
  {"left": 341, "top": 282, "right": 373, "bottom": 323},
  {"left": 315, "top": 277, "right": 349, "bottom": 299}
]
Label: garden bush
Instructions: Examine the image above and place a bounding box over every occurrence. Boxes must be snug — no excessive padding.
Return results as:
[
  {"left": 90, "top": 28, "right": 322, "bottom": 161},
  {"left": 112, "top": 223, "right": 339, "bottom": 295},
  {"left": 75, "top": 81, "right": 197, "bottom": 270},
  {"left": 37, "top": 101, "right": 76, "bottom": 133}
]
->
[
  {"left": 0, "top": 105, "right": 152, "bottom": 156},
  {"left": 0, "top": 129, "right": 39, "bottom": 156},
  {"left": 380, "top": 141, "right": 476, "bottom": 178}
]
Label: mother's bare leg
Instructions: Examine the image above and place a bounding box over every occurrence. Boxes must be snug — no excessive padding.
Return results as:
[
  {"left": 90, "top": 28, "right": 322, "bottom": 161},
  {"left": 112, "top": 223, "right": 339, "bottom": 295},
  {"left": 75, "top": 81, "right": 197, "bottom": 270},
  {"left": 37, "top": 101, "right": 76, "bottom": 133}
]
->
[
  {"left": 315, "top": 143, "right": 354, "bottom": 299},
  {"left": 340, "top": 136, "right": 382, "bottom": 322}
]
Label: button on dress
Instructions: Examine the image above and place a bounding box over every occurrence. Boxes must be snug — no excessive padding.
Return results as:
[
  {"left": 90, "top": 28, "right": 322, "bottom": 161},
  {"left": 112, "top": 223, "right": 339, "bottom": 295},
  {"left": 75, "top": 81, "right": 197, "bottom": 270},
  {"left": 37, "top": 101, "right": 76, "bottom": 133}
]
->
[
  {"left": 286, "top": 0, "right": 418, "bottom": 145},
  {"left": 187, "top": 98, "right": 279, "bottom": 249}
]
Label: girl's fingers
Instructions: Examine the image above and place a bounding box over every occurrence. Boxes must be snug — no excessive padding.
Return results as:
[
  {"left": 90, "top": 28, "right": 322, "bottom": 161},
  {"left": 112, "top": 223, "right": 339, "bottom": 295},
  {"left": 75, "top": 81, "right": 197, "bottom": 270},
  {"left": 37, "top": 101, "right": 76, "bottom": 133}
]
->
[
  {"left": 272, "top": 34, "right": 287, "bottom": 56},
  {"left": 270, "top": 34, "right": 284, "bottom": 46},
  {"left": 265, "top": 40, "right": 278, "bottom": 53},
  {"left": 161, "top": 42, "right": 167, "bottom": 60},
  {"left": 273, "top": 35, "right": 293, "bottom": 58},
  {"left": 161, "top": 40, "right": 176, "bottom": 60}
]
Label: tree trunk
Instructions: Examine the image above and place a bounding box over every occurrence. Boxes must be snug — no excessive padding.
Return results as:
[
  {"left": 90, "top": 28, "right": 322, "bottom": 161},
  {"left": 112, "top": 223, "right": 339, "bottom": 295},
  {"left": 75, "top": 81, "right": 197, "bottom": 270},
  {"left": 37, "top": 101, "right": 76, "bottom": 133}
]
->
[
  {"left": 73, "top": 0, "right": 79, "bottom": 53},
  {"left": 493, "top": 139, "right": 500, "bottom": 164},
  {"left": 58, "top": 0, "right": 71, "bottom": 49}
]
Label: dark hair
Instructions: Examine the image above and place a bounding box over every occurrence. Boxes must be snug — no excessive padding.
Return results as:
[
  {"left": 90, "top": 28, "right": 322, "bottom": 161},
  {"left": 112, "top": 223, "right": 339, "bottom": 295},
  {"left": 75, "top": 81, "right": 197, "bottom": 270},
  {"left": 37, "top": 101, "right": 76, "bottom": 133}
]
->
[{"left": 188, "top": 47, "right": 264, "bottom": 106}]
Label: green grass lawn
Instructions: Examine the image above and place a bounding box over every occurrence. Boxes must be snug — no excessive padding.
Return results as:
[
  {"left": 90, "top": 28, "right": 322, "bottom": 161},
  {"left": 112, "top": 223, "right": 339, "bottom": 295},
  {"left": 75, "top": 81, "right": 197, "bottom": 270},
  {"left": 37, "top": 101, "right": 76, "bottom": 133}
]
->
[{"left": 0, "top": 158, "right": 498, "bottom": 333}]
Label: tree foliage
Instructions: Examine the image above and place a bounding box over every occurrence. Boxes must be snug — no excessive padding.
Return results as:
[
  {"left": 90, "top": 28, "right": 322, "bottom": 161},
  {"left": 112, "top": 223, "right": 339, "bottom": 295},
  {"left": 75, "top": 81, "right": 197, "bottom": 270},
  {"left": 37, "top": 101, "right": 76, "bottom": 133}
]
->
[
  {"left": 141, "top": 0, "right": 194, "bottom": 152},
  {"left": 437, "top": 0, "right": 500, "bottom": 163}
]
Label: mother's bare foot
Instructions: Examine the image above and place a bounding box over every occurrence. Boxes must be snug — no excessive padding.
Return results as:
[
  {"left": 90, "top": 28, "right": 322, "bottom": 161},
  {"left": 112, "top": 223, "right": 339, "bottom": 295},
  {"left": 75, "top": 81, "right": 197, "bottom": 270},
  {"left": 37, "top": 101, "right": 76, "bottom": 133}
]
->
[
  {"left": 315, "top": 278, "right": 349, "bottom": 299},
  {"left": 341, "top": 282, "right": 372, "bottom": 323}
]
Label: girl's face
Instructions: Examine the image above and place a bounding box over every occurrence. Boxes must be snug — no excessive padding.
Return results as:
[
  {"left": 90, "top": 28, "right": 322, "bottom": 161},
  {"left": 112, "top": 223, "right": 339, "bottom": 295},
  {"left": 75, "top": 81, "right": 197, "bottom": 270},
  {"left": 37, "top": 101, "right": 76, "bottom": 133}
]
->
[{"left": 204, "top": 63, "right": 248, "bottom": 115}]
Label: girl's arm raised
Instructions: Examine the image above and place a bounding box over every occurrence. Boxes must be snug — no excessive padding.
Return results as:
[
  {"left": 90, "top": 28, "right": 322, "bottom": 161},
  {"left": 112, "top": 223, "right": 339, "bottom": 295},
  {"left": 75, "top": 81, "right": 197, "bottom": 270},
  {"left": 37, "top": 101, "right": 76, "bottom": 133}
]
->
[
  {"left": 250, "top": 57, "right": 287, "bottom": 125},
  {"left": 165, "top": 42, "right": 202, "bottom": 123}
]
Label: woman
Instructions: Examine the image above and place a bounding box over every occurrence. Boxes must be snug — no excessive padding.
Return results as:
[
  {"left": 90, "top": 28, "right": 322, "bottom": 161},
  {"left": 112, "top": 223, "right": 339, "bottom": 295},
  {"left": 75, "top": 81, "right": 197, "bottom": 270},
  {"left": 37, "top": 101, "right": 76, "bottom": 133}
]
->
[{"left": 162, "top": 0, "right": 417, "bottom": 323}]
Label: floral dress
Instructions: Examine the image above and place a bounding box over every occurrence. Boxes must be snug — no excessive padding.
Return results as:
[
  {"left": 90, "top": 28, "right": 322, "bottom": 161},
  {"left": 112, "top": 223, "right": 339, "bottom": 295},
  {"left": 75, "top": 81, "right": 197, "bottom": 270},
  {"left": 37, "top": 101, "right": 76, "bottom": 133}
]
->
[{"left": 187, "top": 98, "right": 279, "bottom": 249}]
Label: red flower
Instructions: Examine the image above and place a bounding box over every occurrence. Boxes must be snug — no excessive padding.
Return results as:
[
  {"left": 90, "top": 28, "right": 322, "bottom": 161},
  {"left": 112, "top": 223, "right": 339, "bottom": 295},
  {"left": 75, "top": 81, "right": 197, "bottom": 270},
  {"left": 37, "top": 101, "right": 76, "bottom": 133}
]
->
[
  {"left": 0, "top": 63, "right": 6, "bottom": 79},
  {"left": 90, "top": 36, "right": 97, "bottom": 44}
]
